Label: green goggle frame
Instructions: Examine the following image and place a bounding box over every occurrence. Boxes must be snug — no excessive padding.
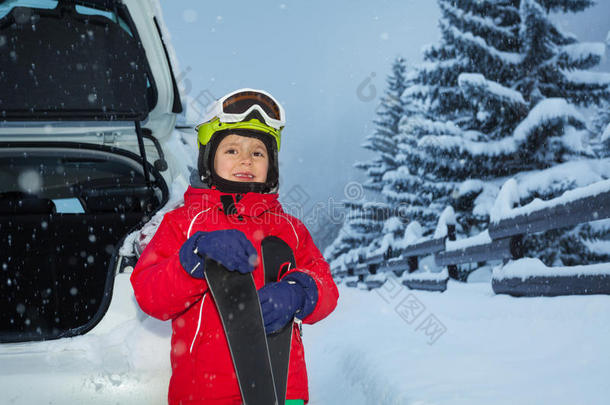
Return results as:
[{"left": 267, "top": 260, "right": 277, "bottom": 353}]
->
[{"left": 196, "top": 118, "right": 282, "bottom": 151}]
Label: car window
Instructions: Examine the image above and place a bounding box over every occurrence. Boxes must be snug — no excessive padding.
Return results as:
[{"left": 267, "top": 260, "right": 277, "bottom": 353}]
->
[
  {"left": 0, "top": 0, "right": 132, "bottom": 36},
  {"left": 0, "top": 0, "right": 156, "bottom": 121},
  {"left": 0, "top": 0, "right": 56, "bottom": 17}
]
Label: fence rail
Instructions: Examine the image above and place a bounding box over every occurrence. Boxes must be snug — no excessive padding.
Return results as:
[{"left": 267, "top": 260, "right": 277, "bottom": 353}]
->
[
  {"left": 488, "top": 190, "right": 610, "bottom": 240},
  {"left": 435, "top": 236, "right": 522, "bottom": 267},
  {"left": 339, "top": 183, "right": 610, "bottom": 297}
]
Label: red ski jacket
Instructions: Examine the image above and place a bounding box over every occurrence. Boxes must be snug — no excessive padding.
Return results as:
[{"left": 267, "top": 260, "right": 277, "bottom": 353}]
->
[{"left": 131, "top": 186, "right": 339, "bottom": 404}]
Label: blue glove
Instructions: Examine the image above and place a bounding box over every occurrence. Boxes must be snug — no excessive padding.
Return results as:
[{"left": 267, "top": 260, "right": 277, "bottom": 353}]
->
[
  {"left": 258, "top": 272, "right": 319, "bottom": 334},
  {"left": 179, "top": 229, "right": 258, "bottom": 278}
]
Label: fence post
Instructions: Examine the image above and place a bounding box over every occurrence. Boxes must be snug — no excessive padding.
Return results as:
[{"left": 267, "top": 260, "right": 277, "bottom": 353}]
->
[
  {"left": 510, "top": 234, "right": 524, "bottom": 259},
  {"left": 408, "top": 256, "right": 418, "bottom": 273},
  {"left": 447, "top": 223, "right": 459, "bottom": 280}
]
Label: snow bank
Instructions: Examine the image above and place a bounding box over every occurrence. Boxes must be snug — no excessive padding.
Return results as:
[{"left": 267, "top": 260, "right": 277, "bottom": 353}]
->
[
  {"left": 493, "top": 257, "right": 610, "bottom": 280},
  {"left": 305, "top": 283, "right": 610, "bottom": 405}
]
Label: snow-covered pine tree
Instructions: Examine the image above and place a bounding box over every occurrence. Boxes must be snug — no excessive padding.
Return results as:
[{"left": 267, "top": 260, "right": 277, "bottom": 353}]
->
[
  {"left": 325, "top": 58, "right": 406, "bottom": 267},
  {"left": 590, "top": 28, "right": 610, "bottom": 158},
  {"left": 393, "top": 0, "right": 526, "bottom": 246},
  {"left": 591, "top": 98, "right": 610, "bottom": 158},
  {"left": 568, "top": 74, "right": 610, "bottom": 267},
  {"left": 328, "top": 0, "right": 610, "bottom": 274},
  {"left": 499, "top": 0, "right": 609, "bottom": 266},
  {"left": 355, "top": 56, "right": 408, "bottom": 193},
  {"left": 381, "top": 76, "right": 455, "bottom": 237},
  {"left": 323, "top": 199, "right": 389, "bottom": 275},
  {"left": 411, "top": 0, "right": 610, "bottom": 266}
]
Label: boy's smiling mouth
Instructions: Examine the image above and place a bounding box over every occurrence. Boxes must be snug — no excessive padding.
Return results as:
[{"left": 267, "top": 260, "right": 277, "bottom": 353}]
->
[{"left": 233, "top": 172, "right": 256, "bottom": 180}]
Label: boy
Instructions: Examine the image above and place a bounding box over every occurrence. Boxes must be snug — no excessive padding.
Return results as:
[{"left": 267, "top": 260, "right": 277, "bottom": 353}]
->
[{"left": 130, "top": 88, "right": 339, "bottom": 405}]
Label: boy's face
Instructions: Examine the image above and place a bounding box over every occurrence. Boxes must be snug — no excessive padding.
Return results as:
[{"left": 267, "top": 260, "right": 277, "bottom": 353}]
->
[{"left": 214, "top": 134, "right": 269, "bottom": 183}]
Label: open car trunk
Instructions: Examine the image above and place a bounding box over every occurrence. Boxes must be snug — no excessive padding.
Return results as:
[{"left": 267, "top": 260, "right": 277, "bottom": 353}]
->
[
  {"left": 0, "top": 0, "right": 177, "bottom": 343},
  {"left": 0, "top": 145, "right": 166, "bottom": 342}
]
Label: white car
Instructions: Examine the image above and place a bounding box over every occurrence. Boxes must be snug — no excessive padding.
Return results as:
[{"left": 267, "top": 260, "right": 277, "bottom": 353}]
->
[{"left": 0, "top": 0, "right": 192, "bottom": 403}]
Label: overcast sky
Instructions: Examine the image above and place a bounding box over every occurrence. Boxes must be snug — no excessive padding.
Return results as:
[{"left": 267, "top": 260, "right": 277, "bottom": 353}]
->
[{"left": 160, "top": 0, "right": 610, "bottom": 210}]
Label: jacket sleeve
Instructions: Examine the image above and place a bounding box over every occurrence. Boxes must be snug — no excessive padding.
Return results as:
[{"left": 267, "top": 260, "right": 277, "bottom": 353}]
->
[
  {"left": 130, "top": 210, "right": 208, "bottom": 321},
  {"left": 283, "top": 218, "right": 339, "bottom": 325}
]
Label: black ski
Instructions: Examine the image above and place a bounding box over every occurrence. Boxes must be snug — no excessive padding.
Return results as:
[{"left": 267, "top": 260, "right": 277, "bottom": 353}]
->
[
  {"left": 204, "top": 258, "right": 278, "bottom": 405},
  {"left": 261, "top": 236, "right": 297, "bottom": 405}
]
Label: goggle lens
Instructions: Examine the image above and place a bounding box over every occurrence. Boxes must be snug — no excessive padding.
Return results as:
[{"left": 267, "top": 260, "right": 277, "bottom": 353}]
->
[{"left": 222, "top": 91, "right": 282, "bottom": 121}]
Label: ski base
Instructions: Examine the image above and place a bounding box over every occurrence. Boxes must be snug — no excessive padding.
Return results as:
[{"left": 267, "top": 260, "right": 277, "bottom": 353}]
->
[
  {"left": 262, "top": 236, "right": 297, "bottom": 405},
  {"left": 204, "top": 259, "right": 278, "bottom": 405}
]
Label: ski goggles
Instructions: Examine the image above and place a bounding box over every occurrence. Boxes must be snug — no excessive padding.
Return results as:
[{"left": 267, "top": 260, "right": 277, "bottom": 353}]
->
[
  {"left": 196, "top": 117, "right": 282, "bottom": 150},
  {"left": 202, "top": 88, "right": 286, "bottom": 130}
]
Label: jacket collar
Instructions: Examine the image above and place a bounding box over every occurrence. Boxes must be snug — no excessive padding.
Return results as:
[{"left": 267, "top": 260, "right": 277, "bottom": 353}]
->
[{"left": 183, "top": 186, "right": 282, "bottom": 217}]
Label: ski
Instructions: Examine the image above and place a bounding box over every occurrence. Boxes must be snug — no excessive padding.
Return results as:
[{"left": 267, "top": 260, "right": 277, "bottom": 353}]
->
[
  {"left": 204, "top": 258, "right": 278, "bottom": 405},
  {"left": 261, "top": 236, "right": 297, "bottom": 405}
]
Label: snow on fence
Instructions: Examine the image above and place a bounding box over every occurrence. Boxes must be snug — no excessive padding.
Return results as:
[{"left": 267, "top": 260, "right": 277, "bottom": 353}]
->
[{"left": 341, "top": 179, "right": 610, "bottom": 297}]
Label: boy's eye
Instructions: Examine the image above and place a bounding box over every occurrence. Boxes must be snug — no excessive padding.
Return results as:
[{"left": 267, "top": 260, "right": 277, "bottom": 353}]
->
[
  {"left": 225, "top": 148, "right": 238, "bottom": 154},
  {"left": 253, "top": 151, "right": 265, "bottom": 158}
]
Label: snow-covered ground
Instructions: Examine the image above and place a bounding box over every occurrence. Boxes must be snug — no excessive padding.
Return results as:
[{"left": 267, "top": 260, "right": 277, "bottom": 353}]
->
[
  {"left": 304, "top": 281, "right": 610, "bottom": 405},
  {"left": 4, "top": 273, "right": 608, "bottom": 404}
]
